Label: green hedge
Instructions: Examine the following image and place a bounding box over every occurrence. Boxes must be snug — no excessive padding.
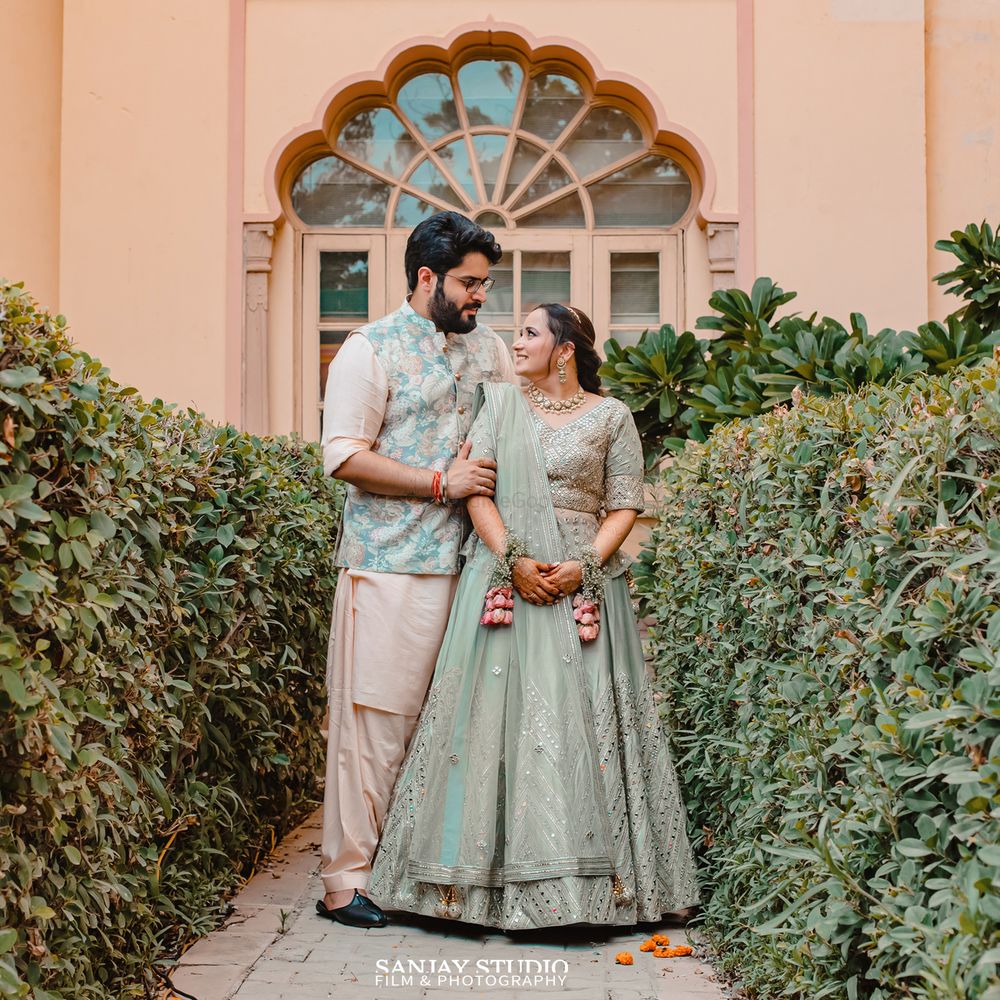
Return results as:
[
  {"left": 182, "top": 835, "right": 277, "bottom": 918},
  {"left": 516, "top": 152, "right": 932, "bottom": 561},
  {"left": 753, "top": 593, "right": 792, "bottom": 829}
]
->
[
  {"left": 645, "top": 359, "right": 1000, "bottom": 999},
  {"left": 0, "top": 281, "right": 342, "bottom": 999}
]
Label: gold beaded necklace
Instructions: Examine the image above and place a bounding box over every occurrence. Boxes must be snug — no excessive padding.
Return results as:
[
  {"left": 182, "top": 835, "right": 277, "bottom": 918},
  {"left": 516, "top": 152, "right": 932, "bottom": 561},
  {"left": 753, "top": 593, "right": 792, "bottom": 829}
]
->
[{"left": 527, "top": 382, "right": 586, "bottom": 413}]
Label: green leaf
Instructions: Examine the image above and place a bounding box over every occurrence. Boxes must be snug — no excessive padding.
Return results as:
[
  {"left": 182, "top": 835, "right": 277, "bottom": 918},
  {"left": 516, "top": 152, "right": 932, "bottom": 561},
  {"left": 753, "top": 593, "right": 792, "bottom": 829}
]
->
[
  {"left": 29, "top": 898, "right": 56, "bottom": 920},
  {"left": 0, "top": 667, "right": 29, "bottom": 708},
  {"left": 0, "top": 958, "right": 22, "bottom": 993},
  {"left": 69, "top": 540, "right": 93, "bottom": 570},
  {"left": 12, "top": 571, "right": 46, "bottom": 593},
  {"left": 89, "top": 509, "right": 117, "bottom": 539},
  {"left": 68, "top": 381, "right": 100, "bottom": 400},
  {"left": 12, "top": 499, "right": 50, "bottom": 522}
]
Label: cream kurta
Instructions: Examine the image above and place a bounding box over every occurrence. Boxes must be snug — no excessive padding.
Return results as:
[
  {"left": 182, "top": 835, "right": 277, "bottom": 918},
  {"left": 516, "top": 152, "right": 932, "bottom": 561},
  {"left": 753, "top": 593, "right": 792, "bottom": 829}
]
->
[{"left": 319, "top": 315, "right": 517, "bottom": 894}]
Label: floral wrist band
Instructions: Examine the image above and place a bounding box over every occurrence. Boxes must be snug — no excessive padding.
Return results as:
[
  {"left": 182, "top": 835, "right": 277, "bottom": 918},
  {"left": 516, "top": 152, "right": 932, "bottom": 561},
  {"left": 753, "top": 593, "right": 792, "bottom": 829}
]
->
[
  {"left": 490, "top": 532, "right": 529, "bottom": 590},
  {"left": 480, "top": 532, "right": 528, "bottom": 630},
  {"left": 572, "top": 545, "right": 607, "bottom": 643},
  {"left": 575, "top": 545, "right": 608, "bottom": 603}
]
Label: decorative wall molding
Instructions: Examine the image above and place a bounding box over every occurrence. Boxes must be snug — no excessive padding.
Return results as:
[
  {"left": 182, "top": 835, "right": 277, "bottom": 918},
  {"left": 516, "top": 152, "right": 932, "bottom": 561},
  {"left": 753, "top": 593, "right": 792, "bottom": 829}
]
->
[
  {"left": 707, "top": 222, "right": 739, "bottom": 291},
  {"left": 243, "top": 222, "right": 275, "bottom": 434}
]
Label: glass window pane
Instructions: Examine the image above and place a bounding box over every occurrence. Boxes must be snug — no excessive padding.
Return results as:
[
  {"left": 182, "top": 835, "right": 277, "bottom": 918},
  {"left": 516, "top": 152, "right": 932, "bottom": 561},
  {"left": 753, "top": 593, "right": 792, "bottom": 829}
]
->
[
  {"left": 321, "top": 330, "right": 350, "bottom": 397},
  {"left": 605, "top": 330, "right": 646, "bottom": 351},
  {"left": 563, "top": 107, "right": 645, "bottom": 178},
  {"left": 501, "top": 140, "right": 544, "bottom": 202},
  {"left": 336, "top": 108, "right": 419, "bottom": 179},
  {"left": 520, "top": 73, "right": 584, "bottom": 142},
  {"left": 320, "top": 252, "right": 369, "bottom": 322},
  {"left": 458, "top": 60, "right": 524, "bottom": 127},
  {"left": 396, "top": 73, "right": 460, "bottom": 140},
  {"left": 590, "top": 156, "right": 691, "bottom": 227},
  {"left": 470, "top": 134, "right": 509, "bottom": 200},
  {"left": 611, "top": 252, "right": 659, "bottom": 325},
  {"left": 477, "top": 252, "right": 513, "bottom": 327},
  {"left": 475, "top": 211, "right": 507, "bottom": 229},
  {"left": 393, "top": 193, "right": 437, "bottom": 227},
  {"left": 509, "top": 161, "right": 574, "bottom": 211},
  {"left": 517, "top": 193, "right": 585, "bottom": 228},
  {"left": 406, "top": 159, "right": 463, "bottom": 208},
  {"left": 291, "top": 156, "right": 390, "bottom": 226},
  {"left": 521, "top": 252, "right": 571, "bottom": 311},
  {"left": 438, "top": 139, "right": 478, "bottom": 201}
]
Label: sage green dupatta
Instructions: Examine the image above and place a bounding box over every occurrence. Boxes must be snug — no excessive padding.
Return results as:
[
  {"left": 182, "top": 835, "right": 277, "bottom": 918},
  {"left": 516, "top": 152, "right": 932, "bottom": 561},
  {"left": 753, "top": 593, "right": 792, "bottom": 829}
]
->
[{"left": 401, "top": 381, "right": 617, "bottom": 885}]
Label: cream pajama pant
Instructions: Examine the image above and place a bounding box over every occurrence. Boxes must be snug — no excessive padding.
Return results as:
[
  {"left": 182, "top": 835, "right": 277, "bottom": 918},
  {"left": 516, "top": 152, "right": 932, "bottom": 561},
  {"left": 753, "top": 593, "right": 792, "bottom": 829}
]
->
[{"left": 320, "top": 568, "right": 459, "bottom": 894}]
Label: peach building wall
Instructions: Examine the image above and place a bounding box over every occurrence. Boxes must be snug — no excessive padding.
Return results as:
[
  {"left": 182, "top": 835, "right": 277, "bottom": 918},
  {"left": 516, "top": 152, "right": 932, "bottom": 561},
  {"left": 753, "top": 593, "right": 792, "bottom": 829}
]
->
[
  {"left": 2, "top": 0, "right": 999, "bottom": 429},
  {"left": 926, "top": 0, "right": 1000, "bottom": 319},
  {"left": 58, "top": 0, "right": 231, "bottom": 421},
  {"left": 1, "top": 0, "right": 63, "bottom": 310},
  {"left": 754, "top": 0, "right": 929, "bottom": 333}
]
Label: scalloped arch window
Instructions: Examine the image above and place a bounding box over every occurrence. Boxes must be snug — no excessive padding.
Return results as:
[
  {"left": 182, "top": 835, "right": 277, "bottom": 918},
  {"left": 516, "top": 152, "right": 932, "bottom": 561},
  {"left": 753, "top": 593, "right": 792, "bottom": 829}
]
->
[{"left": 291, "top": 61, "right": 692, "bottom": 229}]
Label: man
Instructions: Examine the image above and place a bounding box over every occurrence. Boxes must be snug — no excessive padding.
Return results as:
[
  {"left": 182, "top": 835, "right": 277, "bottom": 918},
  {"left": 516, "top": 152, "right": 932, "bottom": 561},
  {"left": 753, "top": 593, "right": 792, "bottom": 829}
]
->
[{"left": 316, "top": 212, "right": 517, "bottom": 927}]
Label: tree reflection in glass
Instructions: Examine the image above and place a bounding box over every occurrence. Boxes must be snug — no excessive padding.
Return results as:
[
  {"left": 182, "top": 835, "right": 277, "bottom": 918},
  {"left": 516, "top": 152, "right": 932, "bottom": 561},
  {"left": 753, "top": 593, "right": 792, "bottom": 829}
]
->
[
  {"left": 397, "top": 73, "right": 461, "bottom": 140},
  {"left": 517, "top": 193, "right": 585, "bottom": 228},
  {"left": 501, "top": 140, "right": 545, "bottom": 202},
  {"left": 336, "top": 108, "right": 419, "bottom": 179},
  {"left": 406, "top": 160, "right": 463, "bottom": 208},
  {"left": 589, "top": 156, "right": 691, "bottom": 227},
  {"left": 394, "top": 193, "right": 437, "bottom": 227},
  {"left": 438, "top": 140, "right": 479, "bottom": 201},
  {"left": 458, "top": 60, "right": 524, "bottom": 127},
  {"left": 563, "top": 107, "right": 645, "bottom": 179},
  {"left": 511, "top": 161, "right": 575, "bottom": 210},
  {"left": 470, "top": 135, "right": 508, "bottom": 201},
  {"left": 520, "top": 74, "right": 584, "bottom": 142},
  {"left": 291, "top": 156, "right": 390, "bottom": 226}
]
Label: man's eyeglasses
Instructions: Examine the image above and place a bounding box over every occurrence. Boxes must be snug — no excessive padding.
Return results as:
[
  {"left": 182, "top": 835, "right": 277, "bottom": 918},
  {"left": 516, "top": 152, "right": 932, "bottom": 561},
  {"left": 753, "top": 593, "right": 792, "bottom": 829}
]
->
[{"left": 438, "top": 272, "right": 496, "bottom": 294}]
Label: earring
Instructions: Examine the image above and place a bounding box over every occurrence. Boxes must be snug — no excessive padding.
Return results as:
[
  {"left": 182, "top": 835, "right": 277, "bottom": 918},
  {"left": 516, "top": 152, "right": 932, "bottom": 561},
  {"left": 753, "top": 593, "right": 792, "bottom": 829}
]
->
[{"left": 557, "top": 356, "right": 567, "bottom": 384}]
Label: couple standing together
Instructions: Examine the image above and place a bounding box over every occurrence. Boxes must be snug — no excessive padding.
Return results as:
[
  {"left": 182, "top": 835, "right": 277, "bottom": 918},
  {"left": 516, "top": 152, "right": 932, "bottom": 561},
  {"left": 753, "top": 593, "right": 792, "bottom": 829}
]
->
[{"left": 317, "top": 211, "right": 698, "bottom": 931}]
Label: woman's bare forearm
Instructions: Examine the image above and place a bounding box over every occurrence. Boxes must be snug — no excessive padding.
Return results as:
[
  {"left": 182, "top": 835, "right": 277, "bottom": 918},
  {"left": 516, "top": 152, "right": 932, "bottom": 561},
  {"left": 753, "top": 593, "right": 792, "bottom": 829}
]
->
[
  {"left": 592, "top": 509, "right": 638, "bottom": 562},
  {"left": 468, "top": 496, "right": 507, "bottom": 556},
  {"left": 334, "top": 450, "right": 435, "bottom": 497}
]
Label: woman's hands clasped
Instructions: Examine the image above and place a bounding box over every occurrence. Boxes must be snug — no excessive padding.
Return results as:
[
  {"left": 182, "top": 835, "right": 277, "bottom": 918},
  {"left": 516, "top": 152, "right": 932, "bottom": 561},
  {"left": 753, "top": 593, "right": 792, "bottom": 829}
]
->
[
  {"left": 540, "top": 560, "right": 583, "bottom": 597},
  {"left": 512, "top": 558, "right": 583, "bottom": 606},
  {"left": 512, "top": 557, "right": 561, "bottom": 605}
]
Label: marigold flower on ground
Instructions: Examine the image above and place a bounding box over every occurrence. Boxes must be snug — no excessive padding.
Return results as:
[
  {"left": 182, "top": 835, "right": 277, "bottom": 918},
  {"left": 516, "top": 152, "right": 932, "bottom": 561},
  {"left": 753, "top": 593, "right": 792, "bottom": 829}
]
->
[
  {"left": 615, "top": 952, "right": 634, "bottom": 965},
  {"left": 651, "top": 933, "right": 671, "bottom": 945},
  {"left": 653, "top": 945, "right": 694, "bottom": 958},
  {"left": 639, "top": 939, "right": 656, "bottom": 952}
]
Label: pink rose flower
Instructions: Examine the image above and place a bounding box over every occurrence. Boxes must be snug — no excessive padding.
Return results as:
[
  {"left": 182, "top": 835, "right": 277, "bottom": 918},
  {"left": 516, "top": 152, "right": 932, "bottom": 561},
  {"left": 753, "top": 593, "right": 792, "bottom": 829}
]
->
[
  {"left": 491, "top": 608, "right": 506, "bottom": 624},
  {"left": 503, "top": 610, "right": 513, "bottom": 624},
  {"left": 580, "top": 612, "right": 595, "bottom": 625}
]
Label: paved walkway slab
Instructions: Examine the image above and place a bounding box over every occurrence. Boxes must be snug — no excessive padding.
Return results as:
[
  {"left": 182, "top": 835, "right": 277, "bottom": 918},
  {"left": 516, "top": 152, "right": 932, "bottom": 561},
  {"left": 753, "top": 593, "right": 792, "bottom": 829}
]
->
[{"left": 170, "top": 811, "right": 733, "bottom": 1000}]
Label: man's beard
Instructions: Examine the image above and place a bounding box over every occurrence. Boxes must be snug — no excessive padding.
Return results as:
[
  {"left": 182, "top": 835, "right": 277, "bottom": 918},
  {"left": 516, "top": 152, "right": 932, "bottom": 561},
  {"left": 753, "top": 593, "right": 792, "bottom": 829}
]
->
[{"left": 429, "top": 283, "right": 478, "bottom": 334}]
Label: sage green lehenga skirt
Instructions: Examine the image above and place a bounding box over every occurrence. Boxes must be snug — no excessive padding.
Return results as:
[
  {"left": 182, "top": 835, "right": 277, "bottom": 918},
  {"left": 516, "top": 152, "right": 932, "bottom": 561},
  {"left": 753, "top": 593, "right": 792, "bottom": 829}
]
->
[{"left": 368, "top": 553, "right": 700, "bottom": 930}]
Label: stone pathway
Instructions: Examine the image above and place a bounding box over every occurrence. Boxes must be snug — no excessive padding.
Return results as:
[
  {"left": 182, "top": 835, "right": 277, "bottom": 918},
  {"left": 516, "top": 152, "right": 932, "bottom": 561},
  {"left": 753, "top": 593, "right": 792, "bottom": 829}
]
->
[{"left": 169, "top": 811, "right": 731, "bottom": 1000}]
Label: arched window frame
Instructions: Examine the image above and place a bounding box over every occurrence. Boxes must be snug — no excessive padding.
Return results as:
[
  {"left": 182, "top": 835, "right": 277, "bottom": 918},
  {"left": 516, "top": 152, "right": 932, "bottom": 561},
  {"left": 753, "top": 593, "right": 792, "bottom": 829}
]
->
[{"left": 279, "top": 47, "right": 702, "bottom": 234}]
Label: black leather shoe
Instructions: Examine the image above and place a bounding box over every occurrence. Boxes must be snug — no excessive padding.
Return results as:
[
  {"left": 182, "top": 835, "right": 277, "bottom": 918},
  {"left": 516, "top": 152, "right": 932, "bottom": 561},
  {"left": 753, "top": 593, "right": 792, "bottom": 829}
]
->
[{"left": 316, "top": 891, "right": 388, "bottom": 928}]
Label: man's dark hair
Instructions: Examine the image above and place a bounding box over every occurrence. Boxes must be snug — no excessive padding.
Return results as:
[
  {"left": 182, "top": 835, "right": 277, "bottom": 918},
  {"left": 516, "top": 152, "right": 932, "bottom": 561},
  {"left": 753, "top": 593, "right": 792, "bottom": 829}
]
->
[{"left": 404, "top": 211, "right": 503, "bottom": 292}]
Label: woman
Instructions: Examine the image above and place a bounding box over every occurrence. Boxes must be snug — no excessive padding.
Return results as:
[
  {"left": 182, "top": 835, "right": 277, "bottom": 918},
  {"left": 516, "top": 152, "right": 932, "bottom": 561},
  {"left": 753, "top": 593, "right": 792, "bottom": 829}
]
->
[{"left": 368, "top": 304, "right": 699, "bottom": 929}]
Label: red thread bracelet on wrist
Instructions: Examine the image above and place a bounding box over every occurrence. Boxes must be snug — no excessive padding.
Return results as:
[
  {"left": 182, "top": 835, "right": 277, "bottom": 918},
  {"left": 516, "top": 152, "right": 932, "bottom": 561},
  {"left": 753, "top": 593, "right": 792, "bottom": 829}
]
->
[{"left": 432, "top": 470, "right": 443, "bottom": 503}]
